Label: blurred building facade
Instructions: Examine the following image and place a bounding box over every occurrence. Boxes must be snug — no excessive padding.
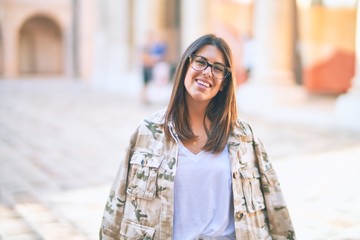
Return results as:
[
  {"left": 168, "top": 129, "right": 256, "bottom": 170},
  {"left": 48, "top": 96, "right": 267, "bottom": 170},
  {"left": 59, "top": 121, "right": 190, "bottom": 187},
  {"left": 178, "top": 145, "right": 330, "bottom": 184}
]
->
[
  {"left": 0, "top": 0, "right": 90, "bottom": 79},
  {"left": 0, "top": 0, "right": 357, "bottom": 95}
]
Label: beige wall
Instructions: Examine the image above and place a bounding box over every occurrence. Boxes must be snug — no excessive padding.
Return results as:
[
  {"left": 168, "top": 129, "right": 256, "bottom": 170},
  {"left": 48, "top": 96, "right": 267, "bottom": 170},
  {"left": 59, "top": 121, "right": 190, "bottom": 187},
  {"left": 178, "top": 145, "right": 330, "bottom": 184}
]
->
[
  {"left": 299, "top": 6, "right": 356, "bottom": 93},
  {"left": 0, "top": 0, "right": 78, "bottom": 78},
  {"left": 210, "top": 1, "right": 253, "bottom": 37},
  {"left": 299, "top": 6, "right": 356, "bottom": 66}
]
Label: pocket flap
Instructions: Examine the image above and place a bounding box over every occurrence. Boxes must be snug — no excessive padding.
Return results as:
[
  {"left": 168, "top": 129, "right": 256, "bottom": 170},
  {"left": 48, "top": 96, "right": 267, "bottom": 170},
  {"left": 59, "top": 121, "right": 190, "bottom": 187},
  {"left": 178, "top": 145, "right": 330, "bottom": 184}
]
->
[
  {"left": 130, "top": 151, "right": 164, "bottom": 168},
  {"left": 239, "top": 166, "right": 261, "bottom": 179},
  {"left": 120, "top": 219, "right": 155, "bottom": 239}
]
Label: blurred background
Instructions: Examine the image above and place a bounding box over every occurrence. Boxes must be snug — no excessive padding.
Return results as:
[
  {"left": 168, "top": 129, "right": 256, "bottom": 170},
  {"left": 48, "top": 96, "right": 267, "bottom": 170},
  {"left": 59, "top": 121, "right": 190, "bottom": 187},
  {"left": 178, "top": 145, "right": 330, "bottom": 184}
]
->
[{"left": 0, "top": 0, "right": 360, "bottom": 239}]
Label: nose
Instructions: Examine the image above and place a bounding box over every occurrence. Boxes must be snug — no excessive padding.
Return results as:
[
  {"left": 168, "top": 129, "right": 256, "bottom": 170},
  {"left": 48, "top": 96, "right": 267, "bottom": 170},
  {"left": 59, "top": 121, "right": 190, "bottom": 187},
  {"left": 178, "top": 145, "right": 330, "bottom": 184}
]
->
[{"left": 202, "top": 65, "right": 212, "bottom": 77}]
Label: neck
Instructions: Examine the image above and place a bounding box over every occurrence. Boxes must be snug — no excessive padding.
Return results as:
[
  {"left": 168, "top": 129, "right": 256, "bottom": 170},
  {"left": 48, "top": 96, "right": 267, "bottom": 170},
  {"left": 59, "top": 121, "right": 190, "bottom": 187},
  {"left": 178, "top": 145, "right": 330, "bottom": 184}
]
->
[
  {"left": 188, "top": 104, "right": 205, "bottom": 128},
  {"left": 186, "top": 96, "right": 208, "bottom": 120},
  {"left": 188, "top": 106, "right": 210, "bottom": 138},
  {"left": 185, "top": 94, "right": 211, "bottom": 137}
]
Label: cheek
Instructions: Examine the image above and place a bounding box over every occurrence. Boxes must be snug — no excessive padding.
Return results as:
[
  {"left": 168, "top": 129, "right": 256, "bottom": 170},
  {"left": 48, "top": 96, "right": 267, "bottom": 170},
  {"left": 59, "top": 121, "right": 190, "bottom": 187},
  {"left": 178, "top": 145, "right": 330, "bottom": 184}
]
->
[
  {"left": 213, "top": 79, "right": 223, "bottom": 91},
  {"left": 184, "top": 68, "right": 194, "bottom": 88}
]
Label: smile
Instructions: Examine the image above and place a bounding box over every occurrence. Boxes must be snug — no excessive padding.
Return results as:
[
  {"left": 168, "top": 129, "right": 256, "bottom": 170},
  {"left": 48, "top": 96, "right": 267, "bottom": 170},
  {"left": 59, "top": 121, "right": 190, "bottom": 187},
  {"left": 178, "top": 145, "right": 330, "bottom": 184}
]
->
[{"left": 196, "top": 79, "right": 212, "bottom": 88}]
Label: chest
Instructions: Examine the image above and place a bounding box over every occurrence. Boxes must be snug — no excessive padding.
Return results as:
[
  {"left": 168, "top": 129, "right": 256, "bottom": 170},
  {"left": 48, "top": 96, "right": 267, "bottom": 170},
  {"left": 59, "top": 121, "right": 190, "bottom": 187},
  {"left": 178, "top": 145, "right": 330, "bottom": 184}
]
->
[{"left": 176, "top": 143, "right": 231, "bottom": 180}]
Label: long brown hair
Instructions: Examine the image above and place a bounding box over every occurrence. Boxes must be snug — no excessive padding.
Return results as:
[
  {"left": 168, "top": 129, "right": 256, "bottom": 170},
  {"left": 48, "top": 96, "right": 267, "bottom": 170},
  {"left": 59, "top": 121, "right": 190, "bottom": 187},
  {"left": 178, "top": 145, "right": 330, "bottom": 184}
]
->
[{"left": 164, "top": 34, "right": 238, "bottom": 153}]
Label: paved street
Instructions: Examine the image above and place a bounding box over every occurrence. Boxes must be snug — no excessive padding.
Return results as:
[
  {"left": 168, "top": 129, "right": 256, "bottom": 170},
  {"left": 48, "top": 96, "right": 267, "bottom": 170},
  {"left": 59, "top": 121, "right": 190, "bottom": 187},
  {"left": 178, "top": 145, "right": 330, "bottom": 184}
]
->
[{"left": 1, "top": 79, "right": 360, "bottom": 240}]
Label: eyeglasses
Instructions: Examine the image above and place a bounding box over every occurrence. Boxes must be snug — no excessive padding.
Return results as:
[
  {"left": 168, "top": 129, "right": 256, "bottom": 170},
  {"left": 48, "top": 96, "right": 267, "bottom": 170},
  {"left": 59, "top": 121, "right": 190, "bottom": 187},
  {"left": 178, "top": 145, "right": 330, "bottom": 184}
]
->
[{"left": 189, "top": 54, "right": 231, "bottom": 79}]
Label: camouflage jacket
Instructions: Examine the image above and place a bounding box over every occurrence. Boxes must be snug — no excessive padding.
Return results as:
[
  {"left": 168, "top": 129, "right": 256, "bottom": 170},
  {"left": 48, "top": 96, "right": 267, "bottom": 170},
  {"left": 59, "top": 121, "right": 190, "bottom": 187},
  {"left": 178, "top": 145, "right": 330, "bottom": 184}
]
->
[{"left": 100, "top": 110, "right": 296, "bottom": 240}]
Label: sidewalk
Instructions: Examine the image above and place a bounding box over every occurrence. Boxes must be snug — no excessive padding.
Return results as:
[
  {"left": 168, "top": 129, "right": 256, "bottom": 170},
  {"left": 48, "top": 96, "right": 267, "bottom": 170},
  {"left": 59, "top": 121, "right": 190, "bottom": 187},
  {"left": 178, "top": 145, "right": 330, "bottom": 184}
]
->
[{"left": 0, "top": 79, "right": 360, "bottom": 239}]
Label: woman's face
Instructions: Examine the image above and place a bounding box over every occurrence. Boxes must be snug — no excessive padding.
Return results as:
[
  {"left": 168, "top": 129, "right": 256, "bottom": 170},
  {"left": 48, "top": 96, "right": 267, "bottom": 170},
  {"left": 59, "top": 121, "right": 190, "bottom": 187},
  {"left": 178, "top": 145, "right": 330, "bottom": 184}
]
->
[{"left": 184, "top": 44, "right": 226, "bottom": 106}]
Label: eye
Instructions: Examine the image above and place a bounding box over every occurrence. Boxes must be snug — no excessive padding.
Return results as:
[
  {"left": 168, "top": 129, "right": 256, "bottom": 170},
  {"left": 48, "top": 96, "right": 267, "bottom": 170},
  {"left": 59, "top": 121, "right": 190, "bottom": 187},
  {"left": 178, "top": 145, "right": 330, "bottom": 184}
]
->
[
  {"left": 194, "top": 58, "right": 206, "bottom": 67},
  {"left": 212, "top": 64, "right": 225, "bottom": 73}
]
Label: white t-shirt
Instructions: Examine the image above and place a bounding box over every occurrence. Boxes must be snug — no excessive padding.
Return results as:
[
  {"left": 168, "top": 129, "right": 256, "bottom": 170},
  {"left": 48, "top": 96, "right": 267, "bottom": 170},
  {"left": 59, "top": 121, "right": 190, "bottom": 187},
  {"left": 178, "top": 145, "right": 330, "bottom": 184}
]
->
[{"left": 173, "top": 143, "right": 235, "bottom": 240}]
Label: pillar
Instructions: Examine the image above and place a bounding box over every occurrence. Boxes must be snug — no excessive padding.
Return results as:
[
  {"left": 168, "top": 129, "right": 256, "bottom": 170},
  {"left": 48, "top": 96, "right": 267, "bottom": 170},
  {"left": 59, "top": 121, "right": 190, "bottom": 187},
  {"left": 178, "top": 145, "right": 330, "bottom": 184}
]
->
[
  {"left": 3, "top": 19, "right": 17, "bottom": 78},
  {"left": 335, "top": 1, "right": 360, "bottom": 131},
  {"left": 92, "top": 0, "right": 134, "bottom": 93},
  {"left": 181, "top": 0, "right": 208, "bottom": 52},
  {"left": 78, "top": 0, "right": 95, "bottom": 81},
  {"left": 133, "top": 0, "right": 152, "bottom": 55},
  {"left": 64, "top": 25, "right": 74, "bottom": 79},
  {"left": 237, "top": 0, "right": 305, "bottom": 114},
  {"left": 0, "top": 1, "right": 4, "bottom": 76},
  {"left": 252, "top": 0, "right": 294, "bottom": 84}
]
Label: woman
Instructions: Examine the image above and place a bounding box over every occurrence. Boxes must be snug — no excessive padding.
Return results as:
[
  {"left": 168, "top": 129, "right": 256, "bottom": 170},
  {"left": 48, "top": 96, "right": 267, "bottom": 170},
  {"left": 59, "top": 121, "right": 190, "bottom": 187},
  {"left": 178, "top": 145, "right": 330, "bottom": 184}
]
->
[{"left": 100, "top": 34, "right": 295, "bottom": 240}]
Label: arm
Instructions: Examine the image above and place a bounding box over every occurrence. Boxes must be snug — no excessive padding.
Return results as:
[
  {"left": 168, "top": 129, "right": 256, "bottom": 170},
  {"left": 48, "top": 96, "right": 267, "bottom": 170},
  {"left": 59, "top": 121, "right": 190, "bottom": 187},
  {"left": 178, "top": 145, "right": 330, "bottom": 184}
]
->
[
  {"left": 253, "top": 136, "right": 296, "bottom": 240},
  {"left": 99, "top": 129, "right": 138, "bottom": 240}
]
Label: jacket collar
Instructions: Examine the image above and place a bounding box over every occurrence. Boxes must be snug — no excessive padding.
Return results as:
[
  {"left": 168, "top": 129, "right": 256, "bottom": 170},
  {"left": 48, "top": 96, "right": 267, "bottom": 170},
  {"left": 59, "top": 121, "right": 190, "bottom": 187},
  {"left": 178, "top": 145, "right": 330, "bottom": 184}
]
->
[
  {"left": 228, "top": 119, "right": 253, "bottom": 146},
  {"left": 149, "top": 110, "right": 252, "bottom": 145}
]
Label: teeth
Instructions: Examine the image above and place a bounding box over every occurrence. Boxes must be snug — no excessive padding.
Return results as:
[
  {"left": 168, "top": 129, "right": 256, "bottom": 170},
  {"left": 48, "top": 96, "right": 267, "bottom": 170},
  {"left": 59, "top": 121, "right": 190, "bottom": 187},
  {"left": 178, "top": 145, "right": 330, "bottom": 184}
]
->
[{"left": 197, "top": 80, "right": 210, "bottom": 88}]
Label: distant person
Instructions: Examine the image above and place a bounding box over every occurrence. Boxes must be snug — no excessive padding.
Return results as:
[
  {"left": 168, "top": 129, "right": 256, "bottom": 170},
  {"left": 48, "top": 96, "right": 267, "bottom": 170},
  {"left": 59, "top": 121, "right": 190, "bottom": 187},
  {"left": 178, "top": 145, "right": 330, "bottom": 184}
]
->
[
  {"left": 100, "top": 34, "right": 296, "bottom": 239},
  {"left": 141, "top": 31, "right": 168, "bottom": 103}
]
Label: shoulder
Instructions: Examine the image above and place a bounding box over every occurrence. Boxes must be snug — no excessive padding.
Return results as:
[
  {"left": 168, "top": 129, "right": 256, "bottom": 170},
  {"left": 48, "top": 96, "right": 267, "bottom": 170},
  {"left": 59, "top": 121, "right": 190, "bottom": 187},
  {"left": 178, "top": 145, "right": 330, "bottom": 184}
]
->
[
  {"left": 132, "top": 109, "right": 166, "bottom": 139},
  {"left": 236, "top": 119, "right": 253, "bottom": 132},
  {"left": 231, "top": 118, "right": 254, "bottom": 142},
  {"left": 129, "top": 109, "right": 166, "bottom": 136},
  {"left": 141, "top": 109, "right": 166, "bottom": 126}
]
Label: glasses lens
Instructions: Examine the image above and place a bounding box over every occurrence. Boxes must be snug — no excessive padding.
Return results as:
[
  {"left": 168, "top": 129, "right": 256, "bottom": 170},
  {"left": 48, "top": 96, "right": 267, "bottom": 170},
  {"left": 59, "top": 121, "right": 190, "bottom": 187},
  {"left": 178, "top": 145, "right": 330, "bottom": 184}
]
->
[
  {"left": 212, "top": 64, "right": 227, "bottom": 79},
  {"left": 191, "top": 56, "right": 207, "bottom": 71}
]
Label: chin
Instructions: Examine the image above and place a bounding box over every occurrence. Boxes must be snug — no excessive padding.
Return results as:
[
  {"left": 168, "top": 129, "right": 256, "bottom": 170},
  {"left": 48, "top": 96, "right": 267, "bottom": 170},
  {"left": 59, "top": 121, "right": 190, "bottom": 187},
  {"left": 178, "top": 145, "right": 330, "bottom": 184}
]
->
[{"left": 193, "top": 95, "right": 212, "bottom": 103}]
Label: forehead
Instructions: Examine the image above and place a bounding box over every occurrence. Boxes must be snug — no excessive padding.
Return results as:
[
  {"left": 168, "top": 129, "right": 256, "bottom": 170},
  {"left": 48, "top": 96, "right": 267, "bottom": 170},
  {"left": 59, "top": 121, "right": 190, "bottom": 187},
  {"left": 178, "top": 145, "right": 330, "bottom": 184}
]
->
[{"left": 194, "top": 45, "right": 226, "bottom": 64}]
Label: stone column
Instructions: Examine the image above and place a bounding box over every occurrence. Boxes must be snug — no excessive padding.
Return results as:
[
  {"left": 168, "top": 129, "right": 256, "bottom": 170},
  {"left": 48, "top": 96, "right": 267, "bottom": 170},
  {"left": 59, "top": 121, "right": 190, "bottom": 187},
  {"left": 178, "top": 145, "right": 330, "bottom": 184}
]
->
[
  {"left": 0, "top": 1, "right": 4, "bottom": 75},
  {"left": 252, "top": 0, "right": 294, "bottom": 84},
  {"left": 335, "top": 1, "right": 360, "bottom": 131},
  {"left": 78, "top": 0, "right": 95, "bottom": 81},
  {"left": 64, "top": 25, "right": 74, "bottom": 79},
  {"left": 181, "top": 0, "right": 208, "bottom": 52},
  {"left": 72, "top": 0, "right": 79, "bottom": 78},
  {"left": 237, "top": 0, "right": 305, "bottom": 114},
  {"left": 3, "top": 18, "right": 17, "bottom": 78},
  {"left": 92, "top": 0, "right": 134, "bottom": 94},
  {"left": 133, "top": 0, "right": 152, "bottom": 55}
]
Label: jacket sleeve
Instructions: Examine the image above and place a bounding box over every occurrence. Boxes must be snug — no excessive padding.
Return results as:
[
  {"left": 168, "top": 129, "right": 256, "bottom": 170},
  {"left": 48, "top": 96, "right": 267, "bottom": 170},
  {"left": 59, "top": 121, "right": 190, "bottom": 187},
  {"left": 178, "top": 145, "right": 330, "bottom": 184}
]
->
[
  {"left": 99, "top": 128, "right": 139, "bottom": 240},
  {"left": 253, "top": 135, "right": 296, "bottom": 240}
]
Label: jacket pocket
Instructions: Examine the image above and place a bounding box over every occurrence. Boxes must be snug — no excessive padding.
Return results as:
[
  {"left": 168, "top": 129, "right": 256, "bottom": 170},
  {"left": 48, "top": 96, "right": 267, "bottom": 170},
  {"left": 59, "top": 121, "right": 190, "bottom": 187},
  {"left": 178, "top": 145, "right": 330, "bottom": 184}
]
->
[
  {"left": 126, "top": 150, "right": 164, "bottom": 200},
  {"left": 120, "top": 219, "right": 155, "bottom": 239},
  {"left": 239, "top": 166, "right": 266, "bottom": 213}
]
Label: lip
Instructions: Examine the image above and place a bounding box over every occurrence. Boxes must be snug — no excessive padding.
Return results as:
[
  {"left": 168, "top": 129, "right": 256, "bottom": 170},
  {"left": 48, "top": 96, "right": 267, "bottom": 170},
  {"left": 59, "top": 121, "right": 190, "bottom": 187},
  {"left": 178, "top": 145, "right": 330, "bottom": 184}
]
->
[{"left": 195, "top": 78, "right": 213, "bottom": 88}]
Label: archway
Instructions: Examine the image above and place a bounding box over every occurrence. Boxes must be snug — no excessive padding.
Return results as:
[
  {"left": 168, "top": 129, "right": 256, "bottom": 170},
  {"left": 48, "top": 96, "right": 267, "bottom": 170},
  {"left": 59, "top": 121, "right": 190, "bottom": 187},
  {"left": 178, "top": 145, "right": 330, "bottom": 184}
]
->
[{"left": 18, "top": 15, "right": 63, "bottom": 75}]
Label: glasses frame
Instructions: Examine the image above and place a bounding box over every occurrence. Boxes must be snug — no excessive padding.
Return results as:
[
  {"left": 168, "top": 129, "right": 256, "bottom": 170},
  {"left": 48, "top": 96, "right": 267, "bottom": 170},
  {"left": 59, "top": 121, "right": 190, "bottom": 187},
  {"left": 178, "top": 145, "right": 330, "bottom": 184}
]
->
[{"left": 189, "top": 54, "right": 231, "bottom": 79}]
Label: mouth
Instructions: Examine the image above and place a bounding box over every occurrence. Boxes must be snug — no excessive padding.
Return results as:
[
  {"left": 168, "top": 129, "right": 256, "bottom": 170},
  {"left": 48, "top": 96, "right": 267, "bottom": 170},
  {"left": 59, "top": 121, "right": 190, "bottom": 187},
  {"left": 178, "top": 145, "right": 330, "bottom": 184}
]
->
[{"left": 196, "top": 79, "right": 212, "bottom": 88}]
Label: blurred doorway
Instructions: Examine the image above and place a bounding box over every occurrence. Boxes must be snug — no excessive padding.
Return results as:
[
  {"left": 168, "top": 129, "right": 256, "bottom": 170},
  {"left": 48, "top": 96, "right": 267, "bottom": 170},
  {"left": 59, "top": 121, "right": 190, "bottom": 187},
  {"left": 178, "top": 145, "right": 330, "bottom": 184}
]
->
[{"left": 18, "top": 15, "right": 63, "bottom": 76}]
